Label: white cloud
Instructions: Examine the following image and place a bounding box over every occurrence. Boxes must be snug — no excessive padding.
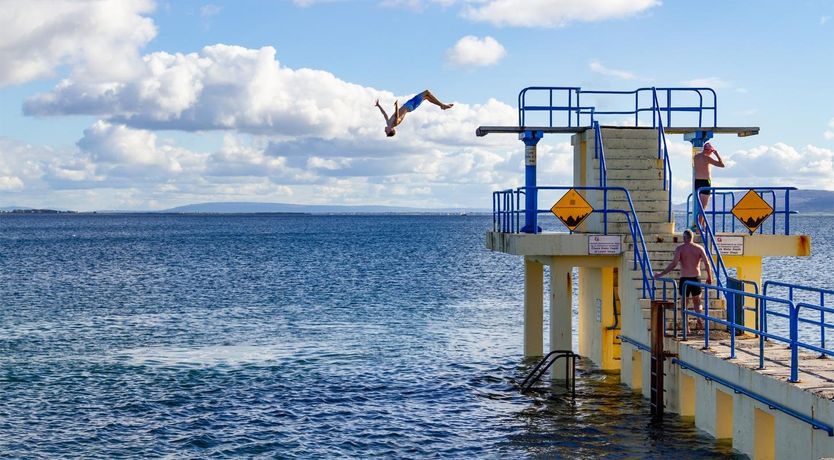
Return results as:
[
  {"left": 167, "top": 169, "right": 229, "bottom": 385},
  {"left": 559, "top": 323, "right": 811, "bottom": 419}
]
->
[
  {"left": 825, "top": 119, "right": 834, "bottom": 140},
  {"left": 445, "top": 36, "right": 507, "bottom": 67},
  {"left": 680, "top": 77, "right": 731, "bottom": 89},
  {"left": 822, "top": 16, "right": 830, "bottom": 25},
  {"left": 0, "top": 0, "right": 156, "bottom": 87},
  {"left": 0, "top": 176, "right": 24, "bottom": 191},
  {"left": 724, "top": 143, "right": 834, "bottom": 188},
  {"left": 25, "top": 44, "right": 520, "bottom": 145},
  {"left": 462, "top": 0, "right": 660, "bottom": 28},
  {"left": 77, "top": 121, "right": 202, "bottom": 176},
  {"left": 589, "top": 60, "right": 641, "bottom": 80}
]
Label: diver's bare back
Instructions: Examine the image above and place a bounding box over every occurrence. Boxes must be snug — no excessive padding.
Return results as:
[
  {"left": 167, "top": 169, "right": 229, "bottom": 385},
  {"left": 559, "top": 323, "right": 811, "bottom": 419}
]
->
[{"left": 677, "top": 243, "right": 707, "bottom": 278}]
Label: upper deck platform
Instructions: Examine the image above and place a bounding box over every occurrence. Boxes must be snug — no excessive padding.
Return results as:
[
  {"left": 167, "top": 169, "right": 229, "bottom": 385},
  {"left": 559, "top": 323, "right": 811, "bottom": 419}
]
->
[{"left": 476, "top": 125, "right": 760, "bottom": 137}]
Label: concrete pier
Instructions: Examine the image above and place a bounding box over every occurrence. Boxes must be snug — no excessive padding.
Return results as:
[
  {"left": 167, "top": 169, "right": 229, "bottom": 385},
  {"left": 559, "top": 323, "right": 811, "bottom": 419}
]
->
[{"left": 485, "top": 124, "right": 824, "bottom": 459}]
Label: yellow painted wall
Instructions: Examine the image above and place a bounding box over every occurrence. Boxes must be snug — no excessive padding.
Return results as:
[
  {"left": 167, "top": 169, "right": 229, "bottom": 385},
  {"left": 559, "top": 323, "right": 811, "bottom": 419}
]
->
[
  {"left": 754, "top": 408, "right": 775, "bottom": 460},
  {"left": 577, "top": 266, "right": 620, "bottom": 371},
  {"left": 679, "top": 372, "right": 696, "bottom": 417},
  {"left": 715, "top": 389, "right": 734, "bottom": 440},
  {"left": 631, "top": 350, "right": 642, "bottom": 390}
]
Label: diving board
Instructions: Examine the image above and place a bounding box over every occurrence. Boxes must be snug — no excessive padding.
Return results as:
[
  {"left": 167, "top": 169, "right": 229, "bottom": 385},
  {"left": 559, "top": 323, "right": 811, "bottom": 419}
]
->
[{"left": 476, "top": 125, "right": 760, "bottom": 137}]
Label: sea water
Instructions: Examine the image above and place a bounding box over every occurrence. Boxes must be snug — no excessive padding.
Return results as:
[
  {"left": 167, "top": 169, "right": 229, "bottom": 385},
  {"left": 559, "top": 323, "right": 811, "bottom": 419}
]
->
[{"left": 1, "top": 213, "right": 830, "bottom": 457}]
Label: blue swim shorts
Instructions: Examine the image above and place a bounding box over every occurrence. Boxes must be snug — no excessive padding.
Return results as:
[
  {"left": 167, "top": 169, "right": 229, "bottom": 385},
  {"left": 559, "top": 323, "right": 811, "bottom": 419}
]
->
[{"left": 402, "top": 92, "right": 425, "bottom": 112}]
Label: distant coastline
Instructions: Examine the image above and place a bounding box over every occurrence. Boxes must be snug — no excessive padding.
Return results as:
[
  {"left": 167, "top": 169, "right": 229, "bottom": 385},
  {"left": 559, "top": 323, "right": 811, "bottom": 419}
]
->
[{"left": 4, "top": 189, "right": 833, "bottom": 215}]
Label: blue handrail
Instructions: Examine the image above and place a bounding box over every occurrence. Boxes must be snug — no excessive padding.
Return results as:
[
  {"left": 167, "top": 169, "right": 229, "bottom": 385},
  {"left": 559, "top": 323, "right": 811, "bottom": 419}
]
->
[
  {"left": 693, "top": 197, "right": 730, "bottom": 289},
  {"left": 651, "top": 89, "right": 673, "bottom": 222},
  {"left": 686, "top": 187, "right": 798, "bottom": 235},
  {"left": 617, "top": 334, "right": 651, "bottom": 352},
  {"left": 491, "top": 185, "right": 657, "bottom": 298},
  {"left": 763, "top": 281, "right": 834, "bottom": 355},
  {"left": 679, "top": 279, "right": 834, "bottom": 383},
  {"left": 518, "top": 86, "right": 717, "bottom": 129},
  {"left": 593, "top": 121, "right": 607, "bottom": 188}
]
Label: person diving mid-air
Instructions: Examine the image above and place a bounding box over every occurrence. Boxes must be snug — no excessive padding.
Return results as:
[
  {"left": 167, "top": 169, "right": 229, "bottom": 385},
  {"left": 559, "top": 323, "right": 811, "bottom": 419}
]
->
[{"left": 375, "top": 90, "right": 454, "bottom": 137}]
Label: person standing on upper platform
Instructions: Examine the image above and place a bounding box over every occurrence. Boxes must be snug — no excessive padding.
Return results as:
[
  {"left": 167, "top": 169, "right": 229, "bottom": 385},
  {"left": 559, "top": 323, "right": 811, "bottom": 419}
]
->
[
  {"left": 375, "top": 90, "right": 454, "bottom": 137},
  {"left": 693, "top": 142, "right": 725, "bottom": 229}
]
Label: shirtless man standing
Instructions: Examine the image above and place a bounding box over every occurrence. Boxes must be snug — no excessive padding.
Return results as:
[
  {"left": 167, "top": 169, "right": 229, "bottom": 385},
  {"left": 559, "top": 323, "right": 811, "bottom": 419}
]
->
[
  {"left": 654, "top": 229, "right": 713, "bottom": 331},
  {"left": 693, "top": 142, "right": 725, "bottom": 229},
  {"left": 375, "top": 90, "right": 454, "bottom": 137}
]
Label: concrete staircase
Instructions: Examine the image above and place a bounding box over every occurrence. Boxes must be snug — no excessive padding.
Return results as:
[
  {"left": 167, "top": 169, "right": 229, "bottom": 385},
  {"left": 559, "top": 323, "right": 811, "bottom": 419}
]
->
[{"left": 576, "top": 127, "right": 726, "bottom": 336}]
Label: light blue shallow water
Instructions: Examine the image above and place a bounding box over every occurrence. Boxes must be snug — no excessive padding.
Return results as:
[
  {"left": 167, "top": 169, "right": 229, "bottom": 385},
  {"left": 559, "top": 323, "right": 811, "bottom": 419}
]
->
[{"left": 1, "top": 213, "right": 829, "bottom": 458}]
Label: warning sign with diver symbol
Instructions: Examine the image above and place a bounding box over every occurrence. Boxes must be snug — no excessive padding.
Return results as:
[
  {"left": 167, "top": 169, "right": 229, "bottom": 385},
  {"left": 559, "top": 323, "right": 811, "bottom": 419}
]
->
[
  {"left": 551, "top": 189, "right": 593, "bottom": 232},
  {"left": 731, "top": 190, "right": 774, "bottom": 234}
]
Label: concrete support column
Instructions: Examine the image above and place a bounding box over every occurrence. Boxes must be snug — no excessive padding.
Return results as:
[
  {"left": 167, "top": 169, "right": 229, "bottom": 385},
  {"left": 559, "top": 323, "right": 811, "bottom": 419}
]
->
[
  {"left": 550, "top": 263, "right": 573, "bottom": 379},
  {"left": 523, "top": 258, "right": 544, "bottom": 357}
]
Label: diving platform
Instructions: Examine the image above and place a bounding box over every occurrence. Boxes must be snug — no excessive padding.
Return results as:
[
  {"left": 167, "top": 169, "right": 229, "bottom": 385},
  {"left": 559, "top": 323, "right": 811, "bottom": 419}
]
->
[
  {"left": 476, "top": 125, "right": 760, "bottom": 137},
  {"left": 480, "top": 86, "right": 832, "bottom": 459}
]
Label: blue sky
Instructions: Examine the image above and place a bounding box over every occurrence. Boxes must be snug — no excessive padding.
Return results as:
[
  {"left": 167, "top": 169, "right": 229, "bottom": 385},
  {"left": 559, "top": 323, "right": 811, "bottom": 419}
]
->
[{"left": 1, "top": 0, "right": 833, "bottom": 211}]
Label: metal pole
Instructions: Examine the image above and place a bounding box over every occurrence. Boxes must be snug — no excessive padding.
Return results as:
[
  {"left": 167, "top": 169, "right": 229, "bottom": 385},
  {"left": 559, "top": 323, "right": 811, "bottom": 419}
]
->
[{"left": 521, "top": 130, "right": 543, "bottom": 234}]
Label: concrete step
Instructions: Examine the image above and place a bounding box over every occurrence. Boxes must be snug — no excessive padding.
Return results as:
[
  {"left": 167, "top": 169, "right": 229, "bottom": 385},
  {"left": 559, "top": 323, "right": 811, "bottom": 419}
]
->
[
  {"left": 602, "top": 179, "right": 667, "bottom": 192},
  {"left": 606, "top": 199, "right": 669, "bottom": 213},
  {"left": 591, "top": 147, "right": 663, "bottom": 162},
  {"left": 599, "top": 127, "right": 658, "bottom": 140},
  {"left": 608, "top": 222, "right": 675, "bottom": 234},
  {"left": 593, "top": 158, "right": 664, "bottom": 170},
  {"left": 640, "top": 297, "right": 728, "bottom": 309},
  {"left": 591, "top": 210, "right": 672, "bottom": 225},
  {"left": 600, "top": 138, "right": 659, "bottom": 150},
  {"left": 623, "top": 246, "right": 675, "bottom": 261},
  {"left": 625, "top": 260, "right": 679, "bottom": 272},
  {"left": 593, "top": 169, "right": 663, "bottom": 181},
  {"left": 624, "top": 233, "right": 680, "bottom": 244}
]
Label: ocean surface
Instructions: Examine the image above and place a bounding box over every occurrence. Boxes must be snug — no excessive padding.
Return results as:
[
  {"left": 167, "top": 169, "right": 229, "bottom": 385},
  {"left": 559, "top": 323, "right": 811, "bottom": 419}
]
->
[{"left": 0, "top": 214, "right": 831, "bottom": 458}]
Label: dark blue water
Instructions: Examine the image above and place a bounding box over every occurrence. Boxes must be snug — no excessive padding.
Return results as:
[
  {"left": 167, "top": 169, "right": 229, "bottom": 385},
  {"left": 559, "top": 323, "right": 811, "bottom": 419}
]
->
[{"left": 8, "top": 214, "right": 826, "bottom": 457}]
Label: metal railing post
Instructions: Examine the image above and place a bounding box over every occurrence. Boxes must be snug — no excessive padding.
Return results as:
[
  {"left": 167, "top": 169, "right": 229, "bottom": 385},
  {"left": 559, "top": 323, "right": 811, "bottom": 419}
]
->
[{"left": 789, "top": 304, "right": 800, "bottom": 382}]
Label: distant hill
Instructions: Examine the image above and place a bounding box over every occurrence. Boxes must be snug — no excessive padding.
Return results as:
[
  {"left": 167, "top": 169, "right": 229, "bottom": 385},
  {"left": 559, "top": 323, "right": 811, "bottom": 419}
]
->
[
  {"left": 673, "top": 189, "right": 834, "bottom": 214},
  {"left": 159, "top": 201, "right": 488, "bottom": 214}
]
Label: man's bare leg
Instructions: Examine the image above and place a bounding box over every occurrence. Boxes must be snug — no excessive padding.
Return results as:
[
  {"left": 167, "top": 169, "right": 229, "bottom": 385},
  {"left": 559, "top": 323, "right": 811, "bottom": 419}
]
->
[
  {"left": 692, "top": 294, "right": 704, "bottom": 330},
  {"left": 421, "top": 90, "right": 454, "bottom": 110},
  {"left": 697, "top": 193, "right": 710, "bottom": 229}
]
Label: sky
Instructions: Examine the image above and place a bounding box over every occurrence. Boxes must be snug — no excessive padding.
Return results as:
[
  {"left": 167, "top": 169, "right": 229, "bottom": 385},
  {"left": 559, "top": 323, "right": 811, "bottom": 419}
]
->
[{"left": 1, "top": 0, "right": 833, "bottom": 211}]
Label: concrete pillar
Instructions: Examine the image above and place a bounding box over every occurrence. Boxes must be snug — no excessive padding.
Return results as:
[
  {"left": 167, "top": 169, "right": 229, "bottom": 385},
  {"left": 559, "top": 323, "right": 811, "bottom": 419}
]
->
[
  {"left": 550, "top": 263, "right": 573, "bottom": 379},
  {"left": 524, "top": 258, "right": 544, "bottom": 357}
]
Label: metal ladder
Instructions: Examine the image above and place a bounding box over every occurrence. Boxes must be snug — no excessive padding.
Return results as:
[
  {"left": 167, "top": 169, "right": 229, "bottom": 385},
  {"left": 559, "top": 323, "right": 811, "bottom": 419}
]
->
[{"left": 519, "top": 350, "right": 578, "bottom": 396}]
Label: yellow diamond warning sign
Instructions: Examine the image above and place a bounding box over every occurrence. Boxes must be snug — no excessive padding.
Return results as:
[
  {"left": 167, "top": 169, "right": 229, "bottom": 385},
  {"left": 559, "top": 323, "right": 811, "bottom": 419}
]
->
[
  {"left": 551, "top": 189, "right": 593, "bottom": 232},
  {"left": 732, "top": 190, "right": 774, "bottom": 234}
]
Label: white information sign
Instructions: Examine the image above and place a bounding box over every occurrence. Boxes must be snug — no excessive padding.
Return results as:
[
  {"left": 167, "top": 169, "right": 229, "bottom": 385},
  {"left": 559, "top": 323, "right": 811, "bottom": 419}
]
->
[
  {"left": 589, "top": 234, "right": 622, "bottom": 255},
  {"left": 715, "top": 235, "right": 744, "bottom": 256},
  {"left": 524, "top": 145, "right": 536, "bottom": 166}
]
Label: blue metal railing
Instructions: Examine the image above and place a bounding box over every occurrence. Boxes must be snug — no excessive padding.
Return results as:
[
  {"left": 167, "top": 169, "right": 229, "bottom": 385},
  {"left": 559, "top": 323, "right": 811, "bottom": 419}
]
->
[
  {"left": 491, "top": 185, "right": 657, "bottom": 298},
  {"left": 617, "top": 334, "right": 651, "bottom": 352},
  {"left": 518, "top": 87, "right": 717, "bottom": 129},
  {"left": 692, "top": 196, "right": 730, "bottom": 289},
  {"left": 493, "top": 189, "right": 518, "bottom": 233},
  {"left": 593, "top": 121, "right": 607, "bottom": 188},
  {"left": 680, "top": 280, "right": 834, "bottom": 383},
  {"left": 651, "top": 89, "right": 674, "bottom": 223},
  {"left": 686, "top": 187, "right": 798, "bottom": 235},
  {"left": 763, "top": 281, "right": 834, "bottom": 356}
]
